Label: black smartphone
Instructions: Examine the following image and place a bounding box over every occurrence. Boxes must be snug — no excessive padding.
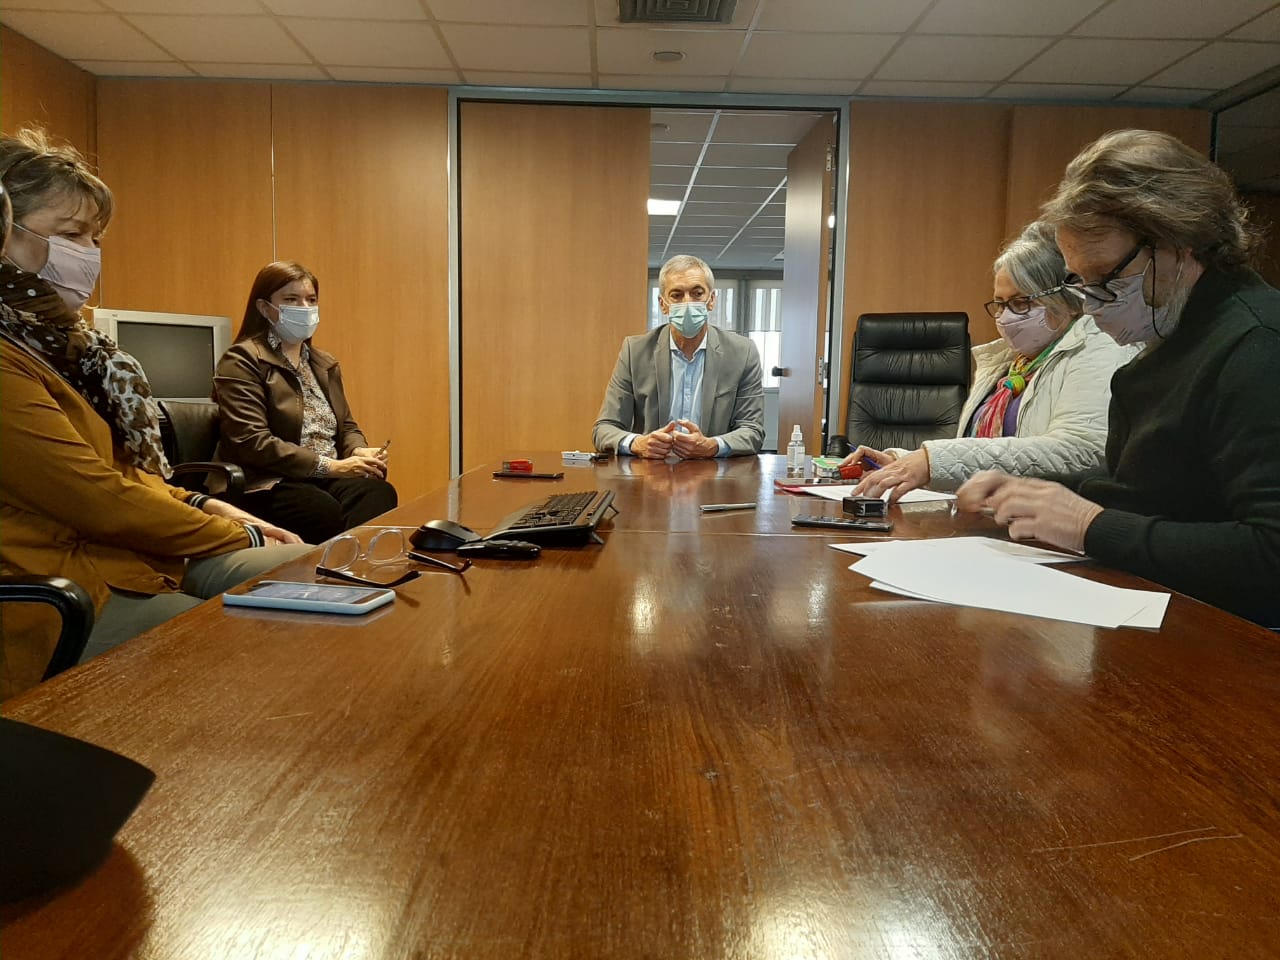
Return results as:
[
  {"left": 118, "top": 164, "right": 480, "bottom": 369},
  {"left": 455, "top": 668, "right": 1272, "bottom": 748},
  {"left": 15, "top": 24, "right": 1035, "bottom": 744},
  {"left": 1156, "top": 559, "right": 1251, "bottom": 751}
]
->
[{"left": 791, "top": 515, "right": 894, "bottom": 532}]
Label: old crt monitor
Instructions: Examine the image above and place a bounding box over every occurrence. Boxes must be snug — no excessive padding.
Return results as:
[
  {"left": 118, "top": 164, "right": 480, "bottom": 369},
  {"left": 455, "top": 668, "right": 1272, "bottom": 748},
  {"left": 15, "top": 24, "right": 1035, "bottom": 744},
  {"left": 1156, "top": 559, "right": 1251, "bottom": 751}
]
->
[{"left": 92, "top": 308, "right": 231, "bottom": 402}]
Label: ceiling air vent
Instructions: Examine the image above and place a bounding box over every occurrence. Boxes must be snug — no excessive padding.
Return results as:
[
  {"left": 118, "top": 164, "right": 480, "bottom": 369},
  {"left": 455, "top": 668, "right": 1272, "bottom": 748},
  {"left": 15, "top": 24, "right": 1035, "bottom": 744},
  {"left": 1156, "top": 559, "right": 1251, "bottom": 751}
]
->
[{"left": 618, "top": 0, "right": 738, "bottom": 24}]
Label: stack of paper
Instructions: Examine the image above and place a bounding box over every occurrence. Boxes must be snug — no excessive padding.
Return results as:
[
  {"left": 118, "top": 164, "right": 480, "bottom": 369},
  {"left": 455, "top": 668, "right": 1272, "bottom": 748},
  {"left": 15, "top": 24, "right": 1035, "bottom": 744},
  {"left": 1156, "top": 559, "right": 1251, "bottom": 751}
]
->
[
  {"left": 834, "top": 538, "right": 1169, "bottom": 629},
  {"left": 795, "top": 483, "right": 956, "bottom": 505}
]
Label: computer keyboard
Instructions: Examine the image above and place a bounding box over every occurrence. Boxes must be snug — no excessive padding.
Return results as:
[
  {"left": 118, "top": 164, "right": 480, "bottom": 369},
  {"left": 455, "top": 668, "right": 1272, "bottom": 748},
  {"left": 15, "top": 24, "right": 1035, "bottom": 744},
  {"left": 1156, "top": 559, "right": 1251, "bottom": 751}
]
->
[{"left": 487, "top": 490, "right": 617, "bottom": 546}]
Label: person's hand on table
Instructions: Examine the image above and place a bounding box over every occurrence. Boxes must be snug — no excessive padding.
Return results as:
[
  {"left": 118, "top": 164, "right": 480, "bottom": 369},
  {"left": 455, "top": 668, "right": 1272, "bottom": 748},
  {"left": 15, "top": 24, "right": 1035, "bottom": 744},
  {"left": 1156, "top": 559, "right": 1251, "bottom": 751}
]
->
[
  {"left": 851, "top": 447, "right": 929, "bottom": 502},
  {"left": 631, "top": 422, "right": 677, "bottom": 459},
  {"left": 671, "top": 419, "right": 719, "bottom": 459},
  {"left": 200, "top": 498, "right": 305, "bottom": 545},
  {"left": 329, "top": 454, "right": 388, "bottom": 480},
  {"left": 956, "top": 470, "right": 1103, "bottom": 554}
]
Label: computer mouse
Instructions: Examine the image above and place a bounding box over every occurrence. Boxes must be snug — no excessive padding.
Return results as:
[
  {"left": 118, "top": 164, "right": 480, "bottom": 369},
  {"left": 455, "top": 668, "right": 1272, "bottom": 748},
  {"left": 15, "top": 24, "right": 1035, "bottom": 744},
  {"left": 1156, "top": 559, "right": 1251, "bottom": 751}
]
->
[
  {"left": 410, "top": 519, "right": 482, "bottom": 551},
  {"left": 456, "top": 539, "right": 541, "bottom": 559}
]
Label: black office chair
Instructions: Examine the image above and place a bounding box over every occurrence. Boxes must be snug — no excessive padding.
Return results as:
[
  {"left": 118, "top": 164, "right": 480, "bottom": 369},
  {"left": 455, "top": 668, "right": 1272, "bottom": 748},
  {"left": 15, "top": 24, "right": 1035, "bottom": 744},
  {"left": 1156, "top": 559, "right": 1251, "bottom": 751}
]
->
[
  {"left": 157, "top": 400, "right": 245, "bottom": 500},
  {"left": 0, "top": 575, "right": 95, "bottom": 680},
  {"left": 828, "top": 312, "right": 972, "bottom": 454}
]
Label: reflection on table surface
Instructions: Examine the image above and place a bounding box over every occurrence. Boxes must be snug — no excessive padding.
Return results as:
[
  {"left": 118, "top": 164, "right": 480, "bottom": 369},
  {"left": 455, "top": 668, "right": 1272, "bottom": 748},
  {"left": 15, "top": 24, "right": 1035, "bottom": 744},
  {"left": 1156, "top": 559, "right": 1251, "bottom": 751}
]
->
[{"left": 3, "top": 455, "right": 1278, "bottom": 960}]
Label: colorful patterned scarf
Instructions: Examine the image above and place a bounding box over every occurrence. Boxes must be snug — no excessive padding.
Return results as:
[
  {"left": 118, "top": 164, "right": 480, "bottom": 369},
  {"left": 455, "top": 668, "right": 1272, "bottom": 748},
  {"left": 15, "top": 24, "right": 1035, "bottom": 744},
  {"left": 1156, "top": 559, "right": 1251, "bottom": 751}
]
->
[
  {"left": 0, "top": 261, "right": 171, "bottom": 476},
  {"left": 969, "top": 334, "right": 1065, "bottom": 439}
]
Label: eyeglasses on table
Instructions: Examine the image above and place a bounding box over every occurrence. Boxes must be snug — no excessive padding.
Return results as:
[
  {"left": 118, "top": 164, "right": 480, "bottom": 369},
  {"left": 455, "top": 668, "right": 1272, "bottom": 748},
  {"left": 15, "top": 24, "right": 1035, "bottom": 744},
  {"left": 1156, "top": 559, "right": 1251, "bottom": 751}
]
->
[{"left": 316, "top": 527, "right": 470, "bottom": 588}]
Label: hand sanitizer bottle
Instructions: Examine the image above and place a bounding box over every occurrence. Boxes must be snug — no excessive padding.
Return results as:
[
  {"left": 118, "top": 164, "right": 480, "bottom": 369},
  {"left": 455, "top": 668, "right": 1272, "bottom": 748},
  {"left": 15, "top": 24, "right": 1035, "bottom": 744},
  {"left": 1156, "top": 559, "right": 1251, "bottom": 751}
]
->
[{"left": 787, "top": 425, "right": 805, "bottom": 477}]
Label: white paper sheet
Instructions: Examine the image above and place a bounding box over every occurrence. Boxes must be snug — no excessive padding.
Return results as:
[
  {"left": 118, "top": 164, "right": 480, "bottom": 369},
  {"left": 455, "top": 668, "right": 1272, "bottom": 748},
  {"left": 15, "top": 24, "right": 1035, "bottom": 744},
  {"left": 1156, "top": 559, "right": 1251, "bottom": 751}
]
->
[
  {"left": 800, "top": 483, "right": 956, "bottom": 504},
  {"left": 847, "top": 539, "right": 1169, "bottom": 629},
  {"left": 829, "top": 537, "right": 1085, "bottom": 564}
]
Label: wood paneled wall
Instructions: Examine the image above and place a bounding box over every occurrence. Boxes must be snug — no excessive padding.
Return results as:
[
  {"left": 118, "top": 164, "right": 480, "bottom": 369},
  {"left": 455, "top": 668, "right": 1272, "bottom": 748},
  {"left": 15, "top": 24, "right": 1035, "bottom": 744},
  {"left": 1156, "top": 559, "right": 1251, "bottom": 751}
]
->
[
  {"left": 92, "top": 80, "right": 450, "bottom": 496},
  {"left": 458, "top": 102, "right": 649, "bottom": 471},
  {"left": 837, "top": 100, "right": 1211, "bottom": 436},
  {"left": 96, "top": 80, "right": 274, "bottom": 326},
  {"left": 272, "top": 84, "right": 450, "bottom": 496},
  {"left": 0, "top": 26, "right": 96, "bottom": 159},
  {"left": 840, "top": 102, "right": 1011, "bottom": 433},
  {"left": 1004, "top": 105, "right": 1211, "bottom": 235}
]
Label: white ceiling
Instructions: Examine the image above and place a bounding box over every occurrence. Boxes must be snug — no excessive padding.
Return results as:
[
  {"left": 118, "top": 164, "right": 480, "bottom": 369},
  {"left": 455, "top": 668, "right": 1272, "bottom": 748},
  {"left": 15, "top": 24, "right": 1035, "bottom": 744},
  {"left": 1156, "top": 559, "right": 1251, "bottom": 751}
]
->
[{"left": 3, "top": 0, "right": 1277, "bottom": 268}]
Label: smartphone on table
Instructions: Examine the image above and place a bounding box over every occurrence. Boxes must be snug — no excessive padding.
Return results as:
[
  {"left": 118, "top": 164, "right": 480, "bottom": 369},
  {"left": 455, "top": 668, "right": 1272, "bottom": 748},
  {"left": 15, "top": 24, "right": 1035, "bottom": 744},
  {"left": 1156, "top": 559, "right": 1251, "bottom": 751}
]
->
[{"left": 222, "top": 581, "right": 395, "bottom": 615}]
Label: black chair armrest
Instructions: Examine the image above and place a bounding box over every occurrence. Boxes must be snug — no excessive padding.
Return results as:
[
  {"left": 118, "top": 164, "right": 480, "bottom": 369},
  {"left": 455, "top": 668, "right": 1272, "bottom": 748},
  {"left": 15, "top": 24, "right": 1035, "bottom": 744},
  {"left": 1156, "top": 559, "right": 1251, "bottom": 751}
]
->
[
  {"left": 0, "top": 576, "right": 95, "bottom": 680},
  {"left": 170, "top": 462, "right": 246, "bottom": 499}
]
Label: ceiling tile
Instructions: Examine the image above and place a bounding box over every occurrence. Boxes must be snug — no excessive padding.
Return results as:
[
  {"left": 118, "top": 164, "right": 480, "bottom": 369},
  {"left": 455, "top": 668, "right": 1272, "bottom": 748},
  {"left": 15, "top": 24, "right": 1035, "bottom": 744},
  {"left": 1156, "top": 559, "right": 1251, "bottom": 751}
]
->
[
  {"left": 0, "top": 11, "right": 169, "bottom": 60},
  {"left": 431, "top": 0, "right": 589, "bottom": 25},
  {"left": 651, "top": 164, "right": 697, "bottom": 185},
  {"left": 129, "top": 14, "right": 310, "bottom": 63},
  {"left": 877, "top": 35, "right": 1052, "bottom": 82},
  {"left": 651, "top": 111, "right": 714, "bottom": 142},
  {"left": 102, "top": 0, "right": 259, "bottom": 12},
  {"left": 648, "top": 186, "right": 687, "bottom": 201},
  {"left": 918, "top": 0, "right": 1106, "bottom": 35},
  {"left": 1145, "top": 41, "right": 1280, "bottom": 88},
  {"left": 689, "top": 185, "right": 778, "bottom": 202},
  {"left": 987, "top": 82, "right": 1127, "bottom": 101},
  {"left": 651, "top": 142, "right": 705, "bottom": 165},
  {"left": 1230, "top": 7, "right": 1280, "bottom": 40},
  {"left": 189, "top": 62, "right": 328, "bottom": 80},
  {"left": 594, "top": 0, "right": 762, "bottom": 29},
  {"left": 1011, "top": 37, "right": 1201, "bottom": 85},
  {"left": 701, "top": 143, "right": 793, "bottom": 166},
  {"left": 738, "top": 32, "right": 896, "bottom": 80},
  {"left": 440, "top": 24, "right": 590, "bottom": 72},
  {"left": 598, "top": 73, "right": 728, "bottom": 91},
  {"left": 695, "top": 166, "right": 788, "bottom": 188},
  {"left": 285, "top": 19, "right": 451, "bottom": 68},
  {"left": 712, "top": 111, "right": 826, "bottom": 145},
  {"left": 1113, "top": 85, "right": 1215, "bottom": 105},
  {"left": 1074, "top": 0, "right": 1275, "bottom": 39},
  {"left": 727, "top": 76, "right": 859, "bottom": 94},
  {"left": 462, "top": 71, "right": 592, "bottom": 88},
  {"left": 856, "top": 79, "right": 994, "bottom": 98},
  {"left": 756, "top": 0, "right": 934, "bottom": 33},
  {"left": 3, "top": 0, "right": 106, "bottom": 9},
  {"left": 596, "top": 27, "right": 744, "bottom": 74},
  {"left": 263, "top": 0, "right": 424, "bottom": 18},
  {"left": 1216, "top": 87, "right": 1280, "bottom": 125},
  {"left": 326, "top": 66, "right": 459, "bottom": 82},
  {"left": 74, "top": 59, "right": 195, "bottom": 75},
  {"left": 684, "top": 200, "right": 770, "bottom": 214}
]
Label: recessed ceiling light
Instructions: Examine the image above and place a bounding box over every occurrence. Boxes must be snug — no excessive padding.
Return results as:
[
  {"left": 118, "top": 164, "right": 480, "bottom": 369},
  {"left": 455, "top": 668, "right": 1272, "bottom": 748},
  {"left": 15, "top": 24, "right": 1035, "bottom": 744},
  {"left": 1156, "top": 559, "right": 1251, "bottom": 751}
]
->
[
  {"left": 648, "top": 198, "right": 682, "bottom": 216},
  {"left": 651, "top": 121, "right": 670, "bottom": 132},
  {"left": 651, "top": 50, "right": 685, "bottom": 64}
]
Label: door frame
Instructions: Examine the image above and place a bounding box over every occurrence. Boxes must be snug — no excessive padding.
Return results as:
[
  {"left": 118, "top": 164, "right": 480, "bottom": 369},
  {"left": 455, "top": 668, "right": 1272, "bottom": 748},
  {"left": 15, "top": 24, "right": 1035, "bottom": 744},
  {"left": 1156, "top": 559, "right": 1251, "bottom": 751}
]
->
[{"left": 445, "top": 86, "right": 852, "bottom": 476}]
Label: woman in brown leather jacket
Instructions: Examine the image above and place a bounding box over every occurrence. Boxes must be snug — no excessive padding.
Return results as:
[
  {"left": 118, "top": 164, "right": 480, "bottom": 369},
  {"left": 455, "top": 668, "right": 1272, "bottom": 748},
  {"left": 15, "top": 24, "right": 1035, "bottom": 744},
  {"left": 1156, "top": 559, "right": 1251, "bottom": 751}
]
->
[{"left": 214, "top": 261, "right": 397, "bottom": 544}]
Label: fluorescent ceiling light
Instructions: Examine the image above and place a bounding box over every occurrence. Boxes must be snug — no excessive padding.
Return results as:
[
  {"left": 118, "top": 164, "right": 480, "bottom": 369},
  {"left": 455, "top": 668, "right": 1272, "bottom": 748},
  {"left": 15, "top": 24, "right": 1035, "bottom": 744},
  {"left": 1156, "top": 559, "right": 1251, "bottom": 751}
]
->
[
  {"left": 648, "top": 198, "right": 682, "bottom": 216},
  {"left": 827, "top": 213, "right": 836, "bottom": 229}
]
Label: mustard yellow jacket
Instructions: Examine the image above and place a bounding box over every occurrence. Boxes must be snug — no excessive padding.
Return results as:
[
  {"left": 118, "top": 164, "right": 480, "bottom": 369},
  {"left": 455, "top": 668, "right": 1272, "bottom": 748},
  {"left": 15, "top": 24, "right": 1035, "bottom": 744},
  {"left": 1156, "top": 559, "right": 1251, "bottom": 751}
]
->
[{"left": 1, "top": 336, "right": 254, "bottom": 699}]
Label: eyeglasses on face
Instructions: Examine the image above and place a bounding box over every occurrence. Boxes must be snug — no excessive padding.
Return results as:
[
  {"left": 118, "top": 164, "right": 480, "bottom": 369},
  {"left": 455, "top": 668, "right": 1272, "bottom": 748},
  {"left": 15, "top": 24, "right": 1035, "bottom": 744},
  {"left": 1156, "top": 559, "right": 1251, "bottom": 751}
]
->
[
  {"left": 1062, "top": 243, "right": 1148, "bottom": 307},
  {"left": 316, "top": 528, "right": 470, "bottom": 587},
  {"left": 982, "top": 283, "right": 1067, "bottom": 321}
]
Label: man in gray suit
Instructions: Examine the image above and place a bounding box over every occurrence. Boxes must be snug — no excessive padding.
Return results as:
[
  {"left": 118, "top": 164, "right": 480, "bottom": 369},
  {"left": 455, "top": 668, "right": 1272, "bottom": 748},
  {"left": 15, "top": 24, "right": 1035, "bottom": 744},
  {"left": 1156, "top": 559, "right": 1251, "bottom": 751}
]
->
[{"left": 593, "top": 255, "right": 765, "bottom": 459}]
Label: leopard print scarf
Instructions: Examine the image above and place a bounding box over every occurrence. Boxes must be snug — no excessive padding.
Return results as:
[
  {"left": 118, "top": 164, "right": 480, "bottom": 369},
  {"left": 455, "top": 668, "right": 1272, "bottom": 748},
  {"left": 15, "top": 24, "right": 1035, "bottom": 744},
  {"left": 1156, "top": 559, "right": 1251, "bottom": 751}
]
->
[{"left": 0, "top": 262, "right": 171, "bottom": 477}]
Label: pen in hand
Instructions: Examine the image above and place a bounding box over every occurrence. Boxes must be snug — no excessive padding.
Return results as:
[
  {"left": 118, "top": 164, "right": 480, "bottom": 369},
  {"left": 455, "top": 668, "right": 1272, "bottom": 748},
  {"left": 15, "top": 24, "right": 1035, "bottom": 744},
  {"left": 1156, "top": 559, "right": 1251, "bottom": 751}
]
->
[{"left": 699, "top": 502, "right": 757, "bottom": 513}]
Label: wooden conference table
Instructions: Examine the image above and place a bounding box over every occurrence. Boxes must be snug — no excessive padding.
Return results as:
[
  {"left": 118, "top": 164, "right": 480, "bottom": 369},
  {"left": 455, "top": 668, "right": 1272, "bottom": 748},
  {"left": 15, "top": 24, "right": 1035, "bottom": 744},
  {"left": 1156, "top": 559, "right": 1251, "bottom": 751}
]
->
[{"left": 4, "top": 454, "right": 1279, "bottom": 959}]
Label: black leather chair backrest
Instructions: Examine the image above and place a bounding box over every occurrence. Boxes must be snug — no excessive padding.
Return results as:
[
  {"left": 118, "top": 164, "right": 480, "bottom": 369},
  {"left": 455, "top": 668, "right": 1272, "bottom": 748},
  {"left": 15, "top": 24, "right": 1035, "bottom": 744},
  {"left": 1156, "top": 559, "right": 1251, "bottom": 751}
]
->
[
  {"left": 0, "top": 575, "right": 95, "bottom": 680},
  {"left": 845, "top": 312, "right": 972, "bottom": 451},
  {"left": 157, "top": 400, "right": 244, "bottom": 498}
]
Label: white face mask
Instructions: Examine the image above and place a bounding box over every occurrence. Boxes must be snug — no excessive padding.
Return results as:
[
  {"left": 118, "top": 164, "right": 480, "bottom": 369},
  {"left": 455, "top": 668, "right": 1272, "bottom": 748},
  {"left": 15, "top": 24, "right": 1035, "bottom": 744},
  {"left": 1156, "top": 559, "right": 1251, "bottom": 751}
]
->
[
  {"left": 14, "top": 223, "right": 101, "bottom": 312},
  {"left": 995, "top": 304, "right": 1057, "bottom": 357},
  {"left": 271, "top": 304, "right": 320, "bottom": 344},
  {"left": 667, "top": 301, "right": 708, "bottom": 338},
  {"left": 1091, "top": 258, "right": 1181, "bottom": 346}
]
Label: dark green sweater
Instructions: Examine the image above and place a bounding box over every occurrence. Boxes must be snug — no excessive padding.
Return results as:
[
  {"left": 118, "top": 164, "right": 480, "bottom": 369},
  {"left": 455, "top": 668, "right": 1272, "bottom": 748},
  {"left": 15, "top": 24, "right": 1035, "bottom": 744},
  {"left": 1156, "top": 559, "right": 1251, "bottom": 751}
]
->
[{"left": 1080, "top": 266, "right": 1280, "bottom": 626}]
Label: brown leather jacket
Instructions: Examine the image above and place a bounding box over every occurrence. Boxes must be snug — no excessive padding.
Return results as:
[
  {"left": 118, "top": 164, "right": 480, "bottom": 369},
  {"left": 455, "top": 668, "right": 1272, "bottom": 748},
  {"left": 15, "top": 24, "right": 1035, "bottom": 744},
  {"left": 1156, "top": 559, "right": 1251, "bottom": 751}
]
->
[{"left": 213, "top": 336, "right": 368, "bottom": 489}]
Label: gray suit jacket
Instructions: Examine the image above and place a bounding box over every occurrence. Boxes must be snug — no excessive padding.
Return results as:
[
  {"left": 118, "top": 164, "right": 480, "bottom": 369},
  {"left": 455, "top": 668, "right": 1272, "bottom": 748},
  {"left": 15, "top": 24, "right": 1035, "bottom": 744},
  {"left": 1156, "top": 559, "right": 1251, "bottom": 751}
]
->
[{"left": 592, "top": 325, "right": 765, "bottom": 456}]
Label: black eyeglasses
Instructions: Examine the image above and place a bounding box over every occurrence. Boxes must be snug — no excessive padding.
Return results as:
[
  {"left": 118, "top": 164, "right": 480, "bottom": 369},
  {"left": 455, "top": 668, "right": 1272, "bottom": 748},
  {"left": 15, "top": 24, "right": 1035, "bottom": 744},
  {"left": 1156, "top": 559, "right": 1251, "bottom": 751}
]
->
[
  {"left": 316, "top": 528, "right": 470, "bottom": 587},
  {"left": 1062, "top": 243, "right": 1147, "bottom": 308},
  {"left": 982, "top": 283, "right": 1067, "bottom": 321}
]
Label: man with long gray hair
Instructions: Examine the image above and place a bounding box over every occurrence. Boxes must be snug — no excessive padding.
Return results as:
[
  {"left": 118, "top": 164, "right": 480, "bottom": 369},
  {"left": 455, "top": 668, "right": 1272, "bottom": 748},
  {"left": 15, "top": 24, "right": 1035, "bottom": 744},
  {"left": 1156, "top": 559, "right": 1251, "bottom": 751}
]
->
[{"left": 958, "top": 129, "right": 1279, "bottom": 627}]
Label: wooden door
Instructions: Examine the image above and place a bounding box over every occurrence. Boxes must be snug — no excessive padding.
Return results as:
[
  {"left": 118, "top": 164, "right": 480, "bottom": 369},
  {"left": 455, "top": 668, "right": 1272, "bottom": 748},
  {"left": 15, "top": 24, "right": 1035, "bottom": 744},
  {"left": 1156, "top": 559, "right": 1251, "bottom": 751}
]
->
[
  {"left": 776, "top": 115, "right": 836, "bottom": 450},
  {"left": 459, "top": 102, "right": 649, "bottom": 470}
]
